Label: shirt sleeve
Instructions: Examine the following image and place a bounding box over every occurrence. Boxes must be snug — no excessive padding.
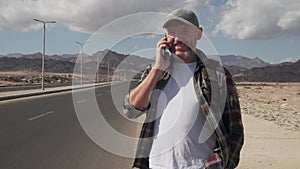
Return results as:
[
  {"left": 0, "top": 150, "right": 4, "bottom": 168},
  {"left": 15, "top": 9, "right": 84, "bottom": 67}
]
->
[{"left": 123, "top": 94, "right": 150, "bottom": 119}]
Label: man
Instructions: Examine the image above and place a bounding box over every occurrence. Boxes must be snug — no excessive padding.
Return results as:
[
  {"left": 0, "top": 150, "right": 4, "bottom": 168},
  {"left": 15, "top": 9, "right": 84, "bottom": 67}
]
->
[{"left": 124, "top": 8, "right": 244, "bottom": 169}]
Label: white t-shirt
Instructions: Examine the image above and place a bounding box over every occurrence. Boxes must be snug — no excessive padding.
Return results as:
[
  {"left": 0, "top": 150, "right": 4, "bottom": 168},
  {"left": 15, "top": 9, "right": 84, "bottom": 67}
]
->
[{"left": 149, "top": 62, "right": 216, "bottom": 169}]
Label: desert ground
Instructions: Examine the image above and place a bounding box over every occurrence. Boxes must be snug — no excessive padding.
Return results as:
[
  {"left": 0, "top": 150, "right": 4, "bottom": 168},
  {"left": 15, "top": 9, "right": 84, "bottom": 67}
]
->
[
  {"left": 236, "top": 82, "right": 300, "bottom": 169},
  {"left": 0, "top": 71, "right": 73, "bottom": 87},
  {"left": 0, "top": 71, "right": 112, "bottom": 87},
  {"left": 0, "top": 74, "right": 299, "bottom": 168}
]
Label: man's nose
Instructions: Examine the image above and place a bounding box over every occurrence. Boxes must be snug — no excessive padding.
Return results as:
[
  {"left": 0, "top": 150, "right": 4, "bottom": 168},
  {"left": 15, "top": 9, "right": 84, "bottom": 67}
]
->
[{"left": 173, "top": 37, "right": 184, "bottom": 45}]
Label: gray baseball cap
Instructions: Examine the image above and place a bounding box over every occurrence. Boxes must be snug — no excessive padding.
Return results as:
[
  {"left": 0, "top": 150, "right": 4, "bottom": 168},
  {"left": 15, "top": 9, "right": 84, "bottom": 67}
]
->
[{"left": 163, "top": 8, "right": 199, "bottom": 28}]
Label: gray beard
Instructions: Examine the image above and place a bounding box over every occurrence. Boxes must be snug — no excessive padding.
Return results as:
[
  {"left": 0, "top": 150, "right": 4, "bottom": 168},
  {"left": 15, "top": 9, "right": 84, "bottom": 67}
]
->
[{"left": 173, "top": 50, "right": 192, "bottom": 62}]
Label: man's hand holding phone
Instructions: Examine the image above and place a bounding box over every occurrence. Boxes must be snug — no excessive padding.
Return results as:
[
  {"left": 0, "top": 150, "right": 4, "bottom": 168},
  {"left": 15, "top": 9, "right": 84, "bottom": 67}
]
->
[{"left": 154, "top": 34, "right": 175, "bottom": 72}]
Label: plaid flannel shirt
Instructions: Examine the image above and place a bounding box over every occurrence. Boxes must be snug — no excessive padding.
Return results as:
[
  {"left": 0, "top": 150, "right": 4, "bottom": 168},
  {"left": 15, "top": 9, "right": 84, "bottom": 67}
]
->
[{"left": 124, "top": 50, "right": 244, "bottom": 169}]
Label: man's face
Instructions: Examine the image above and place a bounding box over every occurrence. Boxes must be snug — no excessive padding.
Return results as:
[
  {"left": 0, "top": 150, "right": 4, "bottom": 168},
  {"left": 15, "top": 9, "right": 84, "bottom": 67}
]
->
[{"left": 165, "top": 20, "right": 201, "bottom": 60}]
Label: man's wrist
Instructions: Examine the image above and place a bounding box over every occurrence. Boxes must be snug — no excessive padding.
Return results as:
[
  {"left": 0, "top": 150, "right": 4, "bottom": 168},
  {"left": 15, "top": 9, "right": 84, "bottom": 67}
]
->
[{"left": 150, "top": 68, "right": 165, "bottom": 80}]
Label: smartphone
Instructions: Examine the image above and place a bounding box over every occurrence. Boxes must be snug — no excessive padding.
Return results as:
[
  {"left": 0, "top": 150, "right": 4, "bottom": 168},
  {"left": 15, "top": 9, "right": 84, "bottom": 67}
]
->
[
  {"left": 162, "top": 34, "right": 175, "bottom": 60},
  {"left": 162, "top": 48, "right": 171, "bottom": 60}
]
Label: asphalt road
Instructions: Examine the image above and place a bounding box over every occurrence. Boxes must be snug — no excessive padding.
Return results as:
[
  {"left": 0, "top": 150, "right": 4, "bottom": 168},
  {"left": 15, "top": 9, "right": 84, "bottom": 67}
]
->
[{"left": 0, "top": 82, "right": 140, "bottom": 169}]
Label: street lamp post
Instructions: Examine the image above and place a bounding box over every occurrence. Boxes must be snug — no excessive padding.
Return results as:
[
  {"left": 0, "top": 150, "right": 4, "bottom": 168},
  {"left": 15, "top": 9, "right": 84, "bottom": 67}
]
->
[
  {"left": 33, "top": 19, "right": 56, "bottom": 90},
  {"left": 96, "top": 54, "right": 99, "bottom": 83},
  {"left": 107, "top": 57, "right": 110, "bottom": 82},
  {"left": 76, "top": 42, "right": 84, "bottom": 85}
]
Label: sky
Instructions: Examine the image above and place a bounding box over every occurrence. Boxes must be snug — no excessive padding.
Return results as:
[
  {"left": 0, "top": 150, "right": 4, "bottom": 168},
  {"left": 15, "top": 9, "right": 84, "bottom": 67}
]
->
[{"left": 0, "top": 0, "right": 299, "bottom": 63}]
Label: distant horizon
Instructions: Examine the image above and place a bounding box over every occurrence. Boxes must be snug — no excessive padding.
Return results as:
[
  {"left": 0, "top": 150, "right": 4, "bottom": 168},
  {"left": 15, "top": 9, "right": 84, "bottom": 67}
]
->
[
  {"left": 1, "top": 36, "right": 298, "bottom": 64},
  {"left": 2, "top": 49, "right": 299, "bottom": 65}
]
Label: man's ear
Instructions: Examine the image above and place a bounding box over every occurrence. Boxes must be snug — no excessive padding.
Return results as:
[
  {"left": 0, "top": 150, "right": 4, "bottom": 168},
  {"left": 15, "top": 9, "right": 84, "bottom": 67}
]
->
[{"left": 197, "top": 27, "right": 203, "bottom": 40}]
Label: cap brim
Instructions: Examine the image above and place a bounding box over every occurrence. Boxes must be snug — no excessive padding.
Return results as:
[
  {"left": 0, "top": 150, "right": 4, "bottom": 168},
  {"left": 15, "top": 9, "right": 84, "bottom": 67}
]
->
[{"left": 163, "top": 16, "right": 196, "bottom": 28}]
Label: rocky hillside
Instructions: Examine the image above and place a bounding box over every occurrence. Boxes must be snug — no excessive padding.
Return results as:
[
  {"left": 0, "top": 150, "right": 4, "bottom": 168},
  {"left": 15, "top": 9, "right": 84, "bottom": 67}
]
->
[
  {"left": 219, "top": 55, "right": 271, "bottom": 70},
  {"left": 0, "top": 57, "right": 75, "bottom": 73},
  {"left": 234, "top": 59, "right": 300, "bottom": 82},
  {"left": 0, "top": 50, "right": 152, "bottom": 74}
]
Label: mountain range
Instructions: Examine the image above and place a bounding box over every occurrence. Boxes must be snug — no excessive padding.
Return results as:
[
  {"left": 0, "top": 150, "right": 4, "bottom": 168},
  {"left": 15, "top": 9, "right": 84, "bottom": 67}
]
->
[
  {"left": 0, "top": 50, "right": 299, "bottom": 82},
  {"left": 234, "top": 59, "right": 300, "bottom": 82},
  {"left": 219, "top": 55, "right": 271, "bottom": 70}
]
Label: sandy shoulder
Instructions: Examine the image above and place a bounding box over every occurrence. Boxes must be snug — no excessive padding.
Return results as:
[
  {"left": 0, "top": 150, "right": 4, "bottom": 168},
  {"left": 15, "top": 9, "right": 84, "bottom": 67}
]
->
[
  {"left": 236, "top": 82, "right": 300, "bottom": 169},
  {"left": 237, "top": 114, "right": 300, "bottom": 169}
]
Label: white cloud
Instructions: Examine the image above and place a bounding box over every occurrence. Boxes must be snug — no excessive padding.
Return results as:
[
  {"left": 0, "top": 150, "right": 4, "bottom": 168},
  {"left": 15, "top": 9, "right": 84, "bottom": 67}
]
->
[
  {"left": 3, "top": 0, "right": 299, "bottom": 40},
  {"left": 280, "top": 57, "right": 297, "bottom": 63},
  {"left": 0, "top": 0, "right": 210, "bottom": 34},
  {"left": 277, "top": 10, "right": 300, "bottom": 35},
  {"left": 213, "top": 0, "right": 300, "bottom": 39}
]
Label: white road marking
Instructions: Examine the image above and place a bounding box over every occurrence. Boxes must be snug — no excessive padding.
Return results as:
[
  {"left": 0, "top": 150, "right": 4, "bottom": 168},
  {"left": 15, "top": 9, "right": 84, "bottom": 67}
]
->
[
  {"left": 28, "top": 111, "right": 55, "bottom": 121},
  {"left": 77, "top": 99, "right": 87, "bottom": 104}
]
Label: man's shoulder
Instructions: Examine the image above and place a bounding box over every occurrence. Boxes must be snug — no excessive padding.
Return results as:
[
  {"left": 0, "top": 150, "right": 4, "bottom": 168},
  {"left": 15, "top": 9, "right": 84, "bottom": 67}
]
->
[
  {"left": 196, "top": 49, "right": 230, "bottom": 75},
  {"left": 204, "top": 58, "right": 232, "bottom": 76}
]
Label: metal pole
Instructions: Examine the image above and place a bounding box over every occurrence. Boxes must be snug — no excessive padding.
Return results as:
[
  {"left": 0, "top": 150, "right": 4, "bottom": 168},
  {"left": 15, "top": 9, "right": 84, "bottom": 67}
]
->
[
  {"left": 76, "top": 42, "right": 84, "bottom": 85},
  {"left": 81, "top": 48, "right": 83, "bottom": 85},
  {"left": 108, "top": 58, "right": 109, "bottom": 81},
  {"left": 33, "top": 19, "right": 56, "bottom": 91},
  {"left": 97, "top": 55, "right": 99, "bottom": 83},
  {"left": 42, "top": 23, "right": 45, "bottom": 90}
]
